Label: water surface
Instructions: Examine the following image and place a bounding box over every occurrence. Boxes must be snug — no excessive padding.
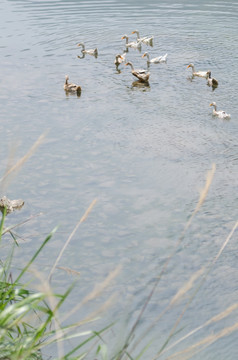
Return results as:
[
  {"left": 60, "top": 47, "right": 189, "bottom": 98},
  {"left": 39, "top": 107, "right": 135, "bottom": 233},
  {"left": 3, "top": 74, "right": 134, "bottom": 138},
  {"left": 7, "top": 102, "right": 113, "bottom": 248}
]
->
[{"left": 0, "top": 0, "right": 238, "bottom": 359}]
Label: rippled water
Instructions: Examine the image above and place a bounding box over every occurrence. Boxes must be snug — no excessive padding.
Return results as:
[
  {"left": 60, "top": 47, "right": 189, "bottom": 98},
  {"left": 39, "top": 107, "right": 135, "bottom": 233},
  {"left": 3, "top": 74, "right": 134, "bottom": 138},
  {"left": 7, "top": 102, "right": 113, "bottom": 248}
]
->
[{"left": 0, "top": 0, "right": 238, "bottom": 358}]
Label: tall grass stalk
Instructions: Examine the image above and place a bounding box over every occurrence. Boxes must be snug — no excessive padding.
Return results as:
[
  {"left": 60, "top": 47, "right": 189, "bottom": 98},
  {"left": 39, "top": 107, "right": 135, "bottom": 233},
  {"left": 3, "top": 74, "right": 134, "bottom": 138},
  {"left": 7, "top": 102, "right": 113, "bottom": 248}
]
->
[
  {"left": 115, "top": 164, "right": 216, "bottom": 360},
  {"left": 112, "top": 164, "right": 237, "bottom": 360},
  {"left": 48, "top": 198, "right": 98, "bottom": 281},
  {"left": 153, "top": 220, "right": 238, "bottom": 360},
  {"left": 158, "top": 302, "right": 238, "bottom": 358},
  {"left": 0, "top": 133, "right": 47, "bottom": 193},
  {"left": 165, "top": 321, "right": 238, "bottom": 360}
]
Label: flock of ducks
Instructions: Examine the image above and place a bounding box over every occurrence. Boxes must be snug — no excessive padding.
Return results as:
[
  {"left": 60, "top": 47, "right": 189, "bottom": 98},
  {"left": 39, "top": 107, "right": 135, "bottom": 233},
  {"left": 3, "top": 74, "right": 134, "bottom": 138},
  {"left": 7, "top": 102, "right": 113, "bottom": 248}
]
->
[
  {"left": 115, "top": 30, "right": 167, "bottom": 82},
  {"left": 64, "top": 30, "right": 231, "bottom": 120},
  {"left": 186, "top": 63, "right": 230, "bottom": 119}
]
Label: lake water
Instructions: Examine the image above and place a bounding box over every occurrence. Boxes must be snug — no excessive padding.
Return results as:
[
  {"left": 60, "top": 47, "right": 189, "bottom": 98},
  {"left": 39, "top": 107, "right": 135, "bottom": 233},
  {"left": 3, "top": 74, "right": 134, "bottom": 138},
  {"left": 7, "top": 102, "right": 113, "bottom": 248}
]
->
[{"left": 0, "top": 0, "right": 238, "bottom": 359}]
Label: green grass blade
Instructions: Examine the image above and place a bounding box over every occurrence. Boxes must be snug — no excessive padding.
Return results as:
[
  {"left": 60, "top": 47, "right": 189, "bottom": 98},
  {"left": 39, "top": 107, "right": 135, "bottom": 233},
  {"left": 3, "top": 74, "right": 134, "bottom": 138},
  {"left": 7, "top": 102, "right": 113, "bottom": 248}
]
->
[
  {"left": 134, "top": 340, "right": 153, "bottom": 360},
  {"left": 9, "top": 230, "right": 19, "bottom": 246},
  {"left": 15, "top": 226, "right": 58, "bottom": 284},
  {"left": 63, "top": 324, "right": 112, "bottom": 359},
  {"left": 0, "top": 208, "right": 6, "bottom": 242}
]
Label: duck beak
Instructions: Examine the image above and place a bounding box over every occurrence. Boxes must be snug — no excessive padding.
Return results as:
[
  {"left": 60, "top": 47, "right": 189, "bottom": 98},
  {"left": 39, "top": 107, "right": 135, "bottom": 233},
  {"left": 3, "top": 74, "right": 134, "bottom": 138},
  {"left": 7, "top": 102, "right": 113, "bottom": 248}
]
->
[
  {"left": 187, "top": 65, "right": 191, "bottom": 68},
  {"left": 209, "top": 103, "right": 213, "bottom": 106}
]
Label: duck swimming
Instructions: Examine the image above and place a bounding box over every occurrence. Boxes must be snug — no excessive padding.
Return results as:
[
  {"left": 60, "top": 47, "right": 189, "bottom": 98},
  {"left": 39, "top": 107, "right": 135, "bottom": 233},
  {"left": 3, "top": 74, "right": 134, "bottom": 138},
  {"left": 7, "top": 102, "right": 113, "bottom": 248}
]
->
[
  {"left": 64, "top": 75, "right": 81, "bottom": 96},
  {"left": 131, "top": 30, "right": 154, "bottom": 45},
  {"left": 142, "top": 52, "right": 167, "bottom": 64},
  {"left": 77, "top": 43, "right": 98, "bottom": 57},
  {"left": 121, "top": 35, "right": 142, "bottom": 49},
  {"left": 187, "top": 63, "right": 209, "bottom": 78},
  {"left": 125, "top": 61, "right": 150, "bottom": 82},
  {"left": 114, "top": 53, "right": 126, "bottom": 67},
  {"left": 209, "top": 102, "right": 230, "bottom": 119},
  {"left": 142, "top": 37, "right": 154, "bottom": 46},
  {"left": 207, "top": 71, "right": 218, "bottom": 87}
]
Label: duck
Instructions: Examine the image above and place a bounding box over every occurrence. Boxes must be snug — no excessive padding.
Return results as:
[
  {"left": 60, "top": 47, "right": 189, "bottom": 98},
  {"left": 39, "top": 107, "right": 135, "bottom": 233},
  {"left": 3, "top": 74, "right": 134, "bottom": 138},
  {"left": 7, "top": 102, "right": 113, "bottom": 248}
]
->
[
  {"left": 131, "top": 30, "right": 154, "bottom": 45},
  {"left": 114, "top": 53, "right": 126, "bottom": 67},
  {"left": 207, "top": 71, "right": 218, "bottom": 87},
  {"left": 187, "top": 63, "right": 209, "bottom": 78},
  {"left": 77, "top": 43, "right": 98, "bottom": 57},
  {"left": 64, "top": 75, "right": 81, "bottom": 96},
  {"left": 209, "top": 102, "right": 230, "bottom": 119},
  {"left": 125, "top": 62, "right": 150, "bottom": 82},
  {"left": 121, "top": 35, "right": 142, "bottom": 49},
  {"left": 142, "top": 37, "right": 154, "bottom": 46},
  {"left": 142, "top": 52, "right": 167, "bottom": 64}
]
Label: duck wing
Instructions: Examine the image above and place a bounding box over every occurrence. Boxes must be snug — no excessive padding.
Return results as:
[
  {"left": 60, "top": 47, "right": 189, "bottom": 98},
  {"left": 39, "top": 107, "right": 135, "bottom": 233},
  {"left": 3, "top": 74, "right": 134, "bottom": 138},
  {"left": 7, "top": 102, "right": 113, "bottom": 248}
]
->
[
  {"left": 151, "top": 54, "right": 168, "bottom": 63},
  {"left": 133, "top": 70, "right": 150, "bottom": 82},
  {"left": 67, "top": 83, "right": 78, "bottom": 91}
]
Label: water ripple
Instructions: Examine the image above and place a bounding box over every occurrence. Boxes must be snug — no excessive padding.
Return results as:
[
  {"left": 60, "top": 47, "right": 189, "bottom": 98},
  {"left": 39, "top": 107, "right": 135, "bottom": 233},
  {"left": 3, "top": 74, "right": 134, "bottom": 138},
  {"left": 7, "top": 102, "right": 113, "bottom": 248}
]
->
[{"left": 1, "top": 1, "right": 238, "bottom": 358}]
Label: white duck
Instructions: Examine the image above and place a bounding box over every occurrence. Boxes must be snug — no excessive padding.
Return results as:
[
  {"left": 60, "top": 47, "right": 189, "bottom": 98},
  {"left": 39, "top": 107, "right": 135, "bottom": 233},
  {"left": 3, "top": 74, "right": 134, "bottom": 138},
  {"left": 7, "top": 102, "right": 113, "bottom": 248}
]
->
[
  {"left": 209, "top": 102, "right": 230, "bottom": 119},
  {"left": 207, "top": 71, "right": 218, "bottom": 87},
  {"left": 64, "top": 75, "right": 81, "bottom": 96},
  {"left": 77, "top": 43, "right": 98, "bottom": 57},
  {"left": 142, "top": 52, "right": 167, "bottom": 64},
  {"left": 187, "top": 63, "right": 209, "bottom": 78},
  {"left": 131, "top": 30, "right": 154, "bottom": 45},
  {"left": 114, "top": 53, "right": 126, "bottom": 67},
  {"left": 125, "top": 62, "right": 150, "bottom": 82},
  {"left": 121, "top": 35, "right": 142, "bottom": 49}
]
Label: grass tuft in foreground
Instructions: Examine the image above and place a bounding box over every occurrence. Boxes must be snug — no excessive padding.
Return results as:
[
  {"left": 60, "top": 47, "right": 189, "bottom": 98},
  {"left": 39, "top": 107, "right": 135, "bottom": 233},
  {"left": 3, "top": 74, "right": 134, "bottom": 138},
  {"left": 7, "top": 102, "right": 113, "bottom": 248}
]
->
[{"left": 0, "top": 207, "right": 115, "bottom": 360}]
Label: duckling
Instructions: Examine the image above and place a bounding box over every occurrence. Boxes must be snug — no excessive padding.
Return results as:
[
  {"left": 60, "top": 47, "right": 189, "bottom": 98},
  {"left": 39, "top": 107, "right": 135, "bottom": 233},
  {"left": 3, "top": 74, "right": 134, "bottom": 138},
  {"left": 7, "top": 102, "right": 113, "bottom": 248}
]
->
[
  {"left": 125, "top": 62, "right": 150, "bottom": 83},
  {"left": 64, "top": 75, "right": 81, "bottom": 96},
  {"left": 207, "top": 71, "right": 218, "bottom": 87},
  {"left": 187, "top": 63, "right": 209, "bottom": 78},
  {"left": 209, "top": 102, "right": 230, "bottom": 119},
  {"left": 77, "top": 43, "right": 98, "bottom": 57}
]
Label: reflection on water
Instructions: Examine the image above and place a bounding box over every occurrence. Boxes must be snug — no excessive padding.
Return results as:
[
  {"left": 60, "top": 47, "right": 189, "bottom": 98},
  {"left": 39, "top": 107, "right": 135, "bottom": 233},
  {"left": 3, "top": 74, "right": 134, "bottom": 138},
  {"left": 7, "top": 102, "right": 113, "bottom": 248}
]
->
[
  {"left": 131, "top": 80, "right": 151, "bottom": 90},
  {"left": 64, "top": 90, "right": 81, "bottom": 98},
  {"left": 1, "top": 0, "right": 238, "bottom": 358}
]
